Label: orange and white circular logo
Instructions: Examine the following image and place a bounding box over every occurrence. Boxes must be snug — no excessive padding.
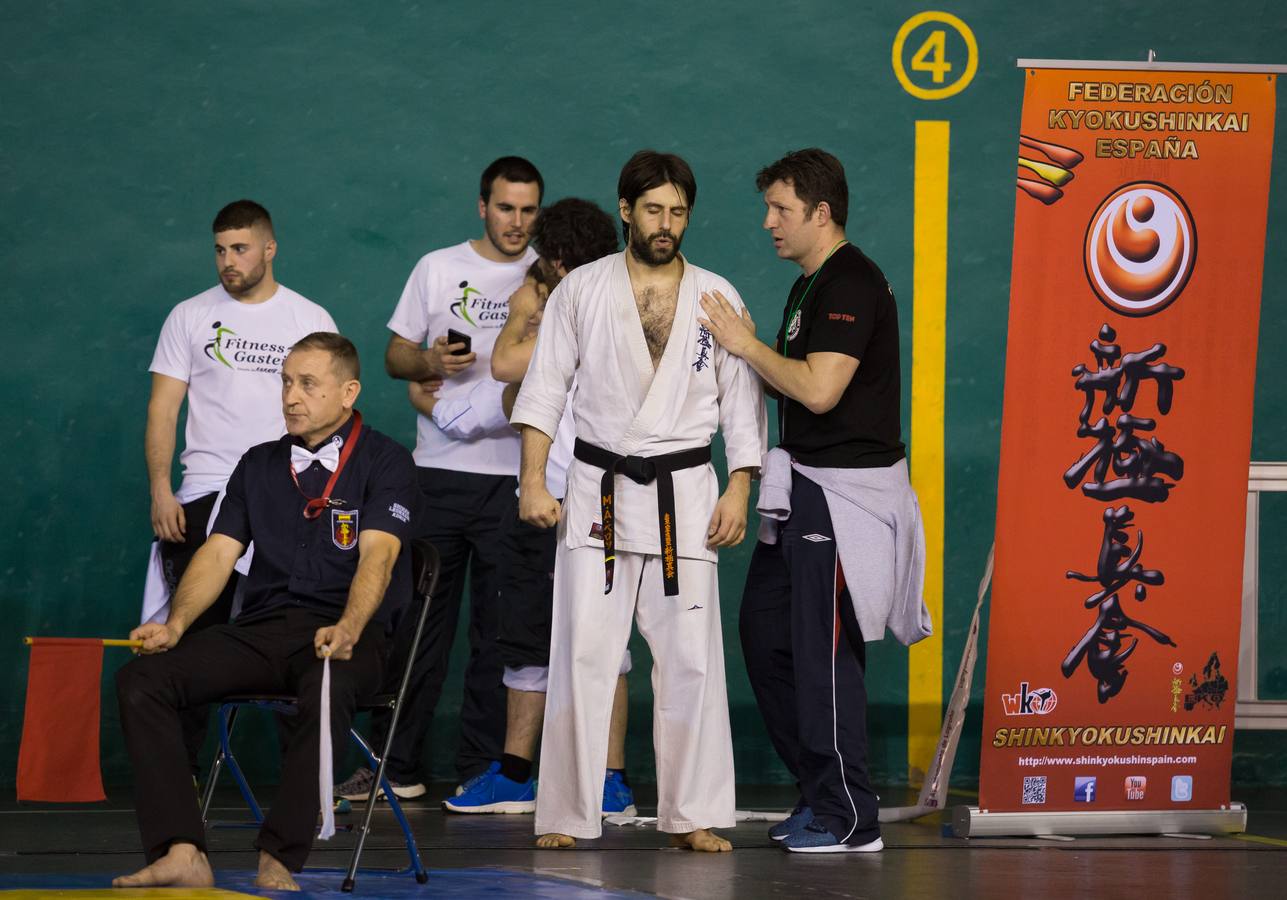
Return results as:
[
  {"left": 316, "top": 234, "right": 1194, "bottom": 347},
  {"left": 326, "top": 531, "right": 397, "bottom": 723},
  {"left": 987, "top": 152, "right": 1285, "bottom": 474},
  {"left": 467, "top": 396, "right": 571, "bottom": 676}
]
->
[{"left": 1084, "top": 182, "right": 1196, "bottom": 317}]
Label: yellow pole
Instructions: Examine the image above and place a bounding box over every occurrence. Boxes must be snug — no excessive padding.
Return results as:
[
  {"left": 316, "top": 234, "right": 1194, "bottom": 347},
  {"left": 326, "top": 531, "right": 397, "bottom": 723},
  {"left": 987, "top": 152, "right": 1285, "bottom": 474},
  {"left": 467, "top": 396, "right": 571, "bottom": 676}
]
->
[
  {"left": 23, "top": 637, "right": 143, "bottom": 648},
  {"left": 908, "top": 119, "right": 949, "bottom": 784}
]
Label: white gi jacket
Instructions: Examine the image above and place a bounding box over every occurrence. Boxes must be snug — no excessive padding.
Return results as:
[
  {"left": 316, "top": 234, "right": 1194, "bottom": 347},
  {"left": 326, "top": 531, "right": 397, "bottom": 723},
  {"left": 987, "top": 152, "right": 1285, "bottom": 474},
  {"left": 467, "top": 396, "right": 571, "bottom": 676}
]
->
[{"left": 511, "top": 251, "right": 767, "bottom": 563}]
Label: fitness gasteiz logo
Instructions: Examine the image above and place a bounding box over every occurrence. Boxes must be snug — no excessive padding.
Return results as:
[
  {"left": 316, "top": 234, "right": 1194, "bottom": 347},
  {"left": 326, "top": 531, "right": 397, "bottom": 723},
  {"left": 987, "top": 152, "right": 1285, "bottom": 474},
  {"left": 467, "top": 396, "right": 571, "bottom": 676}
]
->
[
  {"left": 449, "top": 280, "right": 508, "bottom": 327},
  {"left": 1084, "top": 182, "right": 1196, "bottom": 317},
  {"left": 203, "top": 322, "right": 237, "bottom": 368},
  {"left": 203, "top": 322, "right": 290, "bottom": 374}
]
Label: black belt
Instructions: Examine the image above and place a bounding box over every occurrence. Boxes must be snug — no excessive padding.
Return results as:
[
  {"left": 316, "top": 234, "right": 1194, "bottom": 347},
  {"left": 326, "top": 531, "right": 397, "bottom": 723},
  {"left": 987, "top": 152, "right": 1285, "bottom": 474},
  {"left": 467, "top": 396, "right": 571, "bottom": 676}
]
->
[{"left": 573, "top": 438, "right": 712, "bottom": 596}]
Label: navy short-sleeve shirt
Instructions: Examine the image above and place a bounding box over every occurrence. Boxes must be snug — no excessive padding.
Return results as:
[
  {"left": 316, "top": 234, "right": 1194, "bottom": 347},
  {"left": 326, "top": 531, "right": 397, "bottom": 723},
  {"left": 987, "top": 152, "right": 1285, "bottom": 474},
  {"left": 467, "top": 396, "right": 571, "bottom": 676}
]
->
[{"left": 213, "top": 413, "right": 419, "bottom": 631}]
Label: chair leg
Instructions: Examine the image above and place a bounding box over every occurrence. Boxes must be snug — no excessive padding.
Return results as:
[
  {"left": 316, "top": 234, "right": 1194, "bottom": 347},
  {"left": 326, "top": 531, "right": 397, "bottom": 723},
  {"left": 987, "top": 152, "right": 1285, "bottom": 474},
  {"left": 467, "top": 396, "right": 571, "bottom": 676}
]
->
[
  {"left": 341, "top": 546, "right": 437, "bottom": 891},
  {"left": 343, "top": 727, "right": 428, "bottom": 891},
  {"left": 200, "top": 706, "right": 239, "bottom": 825},
  {"left": 376, "top": 776, "right": 429, "bottom": 885},
  {"left": 215, "top": 703, "right": 265, "bottom": 824}
]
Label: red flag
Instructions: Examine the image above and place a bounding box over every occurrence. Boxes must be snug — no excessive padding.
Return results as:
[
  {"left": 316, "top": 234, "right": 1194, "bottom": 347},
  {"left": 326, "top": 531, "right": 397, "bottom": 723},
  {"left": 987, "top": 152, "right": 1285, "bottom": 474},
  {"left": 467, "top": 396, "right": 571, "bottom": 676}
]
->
[{"left": 17, "top": 639, "right": 106, "bottom": 802}]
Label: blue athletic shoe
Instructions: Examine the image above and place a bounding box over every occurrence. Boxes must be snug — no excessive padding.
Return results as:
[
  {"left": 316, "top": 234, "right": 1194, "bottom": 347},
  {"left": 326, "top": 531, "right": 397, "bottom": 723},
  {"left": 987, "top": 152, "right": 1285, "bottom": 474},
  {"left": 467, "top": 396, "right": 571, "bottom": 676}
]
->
[
  {"left": 601, "top": 770, "right": 637, "bottom": 817},
  {"left": 769, "top": 802, "right": 815, "bottom": 841},
  {"left": 443, "top": 761, "right": 536, "bottom": 814},
  {"left": 452, "top": 767, "right": 491, "bottom": 797},
  {"left": 781, "top": 821, "right": 883, "bottom": 853}
]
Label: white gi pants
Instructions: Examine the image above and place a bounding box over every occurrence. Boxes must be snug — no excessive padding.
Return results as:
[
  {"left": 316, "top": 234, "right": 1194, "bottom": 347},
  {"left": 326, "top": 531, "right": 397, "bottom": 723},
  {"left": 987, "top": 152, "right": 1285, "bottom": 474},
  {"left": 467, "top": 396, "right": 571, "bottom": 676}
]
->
[{"left": 535, "top": 545, "right": 735, "bottom": 838}]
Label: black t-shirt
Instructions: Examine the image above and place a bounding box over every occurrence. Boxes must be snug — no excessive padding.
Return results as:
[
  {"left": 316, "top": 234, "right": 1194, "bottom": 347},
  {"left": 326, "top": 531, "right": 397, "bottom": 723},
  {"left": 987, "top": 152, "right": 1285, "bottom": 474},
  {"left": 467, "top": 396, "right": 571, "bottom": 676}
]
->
[
  {"left": 213, "top": 413, "right": 419, "bottom": 631},
  {"left": 775, "top": 243, "right": 906, "bottom": 468}
]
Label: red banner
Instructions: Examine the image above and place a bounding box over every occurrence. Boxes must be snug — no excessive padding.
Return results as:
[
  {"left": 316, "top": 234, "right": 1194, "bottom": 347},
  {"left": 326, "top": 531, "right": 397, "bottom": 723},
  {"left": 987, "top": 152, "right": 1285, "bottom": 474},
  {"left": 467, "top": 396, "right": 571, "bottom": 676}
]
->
[{"left": 980, "top": 67, "right": 1277, "bottom": 813}]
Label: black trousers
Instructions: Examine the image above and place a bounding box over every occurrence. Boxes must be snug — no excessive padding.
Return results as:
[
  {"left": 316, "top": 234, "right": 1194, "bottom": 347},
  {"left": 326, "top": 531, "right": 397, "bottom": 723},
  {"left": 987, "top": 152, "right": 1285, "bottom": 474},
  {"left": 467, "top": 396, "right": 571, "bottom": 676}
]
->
[
  {"left": 496, "top": 509, "right": 559, "bottom": 670},
  {"left": 368, "top": 467, "right": 516, "bottom": 782},
  {"left": 157, "top": 491, "right": 239, "bottom": 775},
  {"left": 115, "top": 608, "right": 386, "bottom": 872},
  {"left": 739, "top": 471, "right": 881, "bottom": 845}
]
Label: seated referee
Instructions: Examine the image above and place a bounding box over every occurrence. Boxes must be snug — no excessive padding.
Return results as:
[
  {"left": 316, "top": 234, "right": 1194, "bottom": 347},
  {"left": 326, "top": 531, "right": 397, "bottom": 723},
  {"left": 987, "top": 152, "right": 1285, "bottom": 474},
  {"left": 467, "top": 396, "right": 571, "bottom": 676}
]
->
[{"left": 113, "top": 332, "right": 419, "bottom": 891}]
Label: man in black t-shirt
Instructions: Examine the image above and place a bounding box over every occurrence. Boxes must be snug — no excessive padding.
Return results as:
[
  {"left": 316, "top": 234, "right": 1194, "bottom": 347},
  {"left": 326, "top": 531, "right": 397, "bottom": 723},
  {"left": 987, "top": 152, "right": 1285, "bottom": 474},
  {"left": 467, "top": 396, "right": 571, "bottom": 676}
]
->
[
  {"left": 113, "top": 333, "right": 419, "bottom": 891},
  {"left": 700, "top": 148, "right": 925, "bottom": 854}
]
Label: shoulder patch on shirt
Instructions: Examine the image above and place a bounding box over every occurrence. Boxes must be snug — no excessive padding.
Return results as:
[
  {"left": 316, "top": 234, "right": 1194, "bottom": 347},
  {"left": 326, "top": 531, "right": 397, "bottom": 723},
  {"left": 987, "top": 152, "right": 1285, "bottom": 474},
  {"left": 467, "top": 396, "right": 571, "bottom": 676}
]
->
[
  {"left": 332, "top": 509, "right": 359, "bottom": 550},
  {"left": 389, "top": 502, "right": 411, "bottom": 524}
]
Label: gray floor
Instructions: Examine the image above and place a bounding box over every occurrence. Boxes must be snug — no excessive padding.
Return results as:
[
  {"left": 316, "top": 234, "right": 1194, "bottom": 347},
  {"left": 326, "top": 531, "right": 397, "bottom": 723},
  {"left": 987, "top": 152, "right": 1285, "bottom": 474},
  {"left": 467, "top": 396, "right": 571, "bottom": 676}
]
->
[{"left": 3, "top": 784, "right": 1287, "bottom": 898}]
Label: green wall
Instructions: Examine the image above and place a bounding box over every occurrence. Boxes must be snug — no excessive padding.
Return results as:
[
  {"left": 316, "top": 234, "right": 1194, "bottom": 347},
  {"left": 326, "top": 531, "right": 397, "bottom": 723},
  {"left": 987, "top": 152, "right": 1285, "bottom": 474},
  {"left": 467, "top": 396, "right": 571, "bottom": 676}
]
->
[{"left": 3, "top": 0, "right": 1284, "bottom": 791}]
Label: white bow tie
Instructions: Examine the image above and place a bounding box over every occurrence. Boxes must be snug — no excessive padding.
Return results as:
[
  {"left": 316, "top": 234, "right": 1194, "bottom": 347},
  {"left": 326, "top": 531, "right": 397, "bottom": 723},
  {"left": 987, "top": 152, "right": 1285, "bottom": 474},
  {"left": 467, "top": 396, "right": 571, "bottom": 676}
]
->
[{"left": 292, "top": 439, "right": 341, "bottom": 473}]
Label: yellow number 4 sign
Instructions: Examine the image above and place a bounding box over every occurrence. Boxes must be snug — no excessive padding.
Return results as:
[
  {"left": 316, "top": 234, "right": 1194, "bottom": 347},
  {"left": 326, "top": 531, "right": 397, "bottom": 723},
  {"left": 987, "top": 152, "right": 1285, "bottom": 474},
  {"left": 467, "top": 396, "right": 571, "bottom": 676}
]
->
[{"left": 893, "top": 11, "right": 978, "bottom": 100}]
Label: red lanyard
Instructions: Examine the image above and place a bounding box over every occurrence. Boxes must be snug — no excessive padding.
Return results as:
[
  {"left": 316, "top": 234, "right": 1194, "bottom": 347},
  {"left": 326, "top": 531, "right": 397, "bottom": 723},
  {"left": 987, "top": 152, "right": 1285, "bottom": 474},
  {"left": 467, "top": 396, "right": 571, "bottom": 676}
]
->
[{"left": 289, "top": 410, "right": 363, "bottom": 519}]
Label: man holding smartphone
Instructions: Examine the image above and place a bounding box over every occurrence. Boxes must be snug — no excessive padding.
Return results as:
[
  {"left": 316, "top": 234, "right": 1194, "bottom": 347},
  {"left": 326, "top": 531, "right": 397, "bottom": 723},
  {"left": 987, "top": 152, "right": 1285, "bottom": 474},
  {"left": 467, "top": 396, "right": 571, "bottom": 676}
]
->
[
  {"left": 334, "top": 157, "right": 542, "bottom": 803},
  {"left": 446, "top": 328, "right": 472, "bottom": 357}
]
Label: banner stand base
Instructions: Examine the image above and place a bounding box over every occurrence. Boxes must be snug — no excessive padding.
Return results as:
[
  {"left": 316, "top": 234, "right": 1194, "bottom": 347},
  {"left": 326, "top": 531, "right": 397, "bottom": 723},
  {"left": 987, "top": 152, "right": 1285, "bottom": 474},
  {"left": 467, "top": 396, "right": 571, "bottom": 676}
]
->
[{"left": 951, "top": 803, "right": 1246, "bottom": 838}]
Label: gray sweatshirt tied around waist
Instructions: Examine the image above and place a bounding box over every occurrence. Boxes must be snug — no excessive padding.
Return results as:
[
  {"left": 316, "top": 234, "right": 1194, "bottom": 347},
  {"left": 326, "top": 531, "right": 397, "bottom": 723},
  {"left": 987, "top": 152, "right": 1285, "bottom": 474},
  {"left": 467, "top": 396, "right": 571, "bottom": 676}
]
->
[{"left": 757, "top": 447, "right": 931, "bottom": 646}]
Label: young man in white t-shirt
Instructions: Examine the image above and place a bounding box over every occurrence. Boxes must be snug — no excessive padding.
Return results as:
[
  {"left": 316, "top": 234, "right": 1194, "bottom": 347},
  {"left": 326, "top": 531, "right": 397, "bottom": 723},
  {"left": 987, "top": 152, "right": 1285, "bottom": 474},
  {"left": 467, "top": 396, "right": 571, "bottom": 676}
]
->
[
  {"left": 335, "top": 158, "right": 542, "bottom": 802},
  {"left": 145, "top": 200, "right": 338, "bottom": 775}
]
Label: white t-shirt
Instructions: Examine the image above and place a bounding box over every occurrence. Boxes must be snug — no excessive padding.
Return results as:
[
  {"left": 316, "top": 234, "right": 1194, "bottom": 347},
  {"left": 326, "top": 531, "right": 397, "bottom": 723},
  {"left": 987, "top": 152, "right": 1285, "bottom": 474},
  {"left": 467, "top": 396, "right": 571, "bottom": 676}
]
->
[
  {"left": 149, "top": 283, "right": 338, "bottom": 498},
  {"left": 387, "top": 241, "right": 536, "bottom": 475}
]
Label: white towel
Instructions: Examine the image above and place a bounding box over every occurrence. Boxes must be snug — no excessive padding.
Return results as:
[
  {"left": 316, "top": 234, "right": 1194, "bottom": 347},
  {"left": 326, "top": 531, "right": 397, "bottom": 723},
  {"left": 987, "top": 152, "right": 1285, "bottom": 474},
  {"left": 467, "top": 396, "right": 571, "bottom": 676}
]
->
[
  {"left": 141, "top": 542, "right": 170, "bottom": 625},
  {"left": 318, "top": 653, "right": 335, "bottom": 840},
  {"left": 137, "top": 486, "right": 254, "bottom": 626}
]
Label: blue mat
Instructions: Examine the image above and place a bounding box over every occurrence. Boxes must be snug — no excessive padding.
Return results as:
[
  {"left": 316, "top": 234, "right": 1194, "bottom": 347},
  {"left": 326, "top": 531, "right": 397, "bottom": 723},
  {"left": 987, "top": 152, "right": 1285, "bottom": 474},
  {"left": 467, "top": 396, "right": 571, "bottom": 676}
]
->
[{"left": 0, "top": 868, "right": 648, "bottom": 898}]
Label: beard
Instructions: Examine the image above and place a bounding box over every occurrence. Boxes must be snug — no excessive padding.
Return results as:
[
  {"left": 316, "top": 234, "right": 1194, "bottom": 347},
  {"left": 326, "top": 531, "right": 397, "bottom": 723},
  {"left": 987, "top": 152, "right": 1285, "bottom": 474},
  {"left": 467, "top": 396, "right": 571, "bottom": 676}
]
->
[
  {"left": 485, "top": 217, "right": 530, "bottom": 258},
  {"left": 222, "top": 260, "right": 266, "bottom": 296},
  {"left": 628, "top": 223, "right": 682, "bottom": 267}
]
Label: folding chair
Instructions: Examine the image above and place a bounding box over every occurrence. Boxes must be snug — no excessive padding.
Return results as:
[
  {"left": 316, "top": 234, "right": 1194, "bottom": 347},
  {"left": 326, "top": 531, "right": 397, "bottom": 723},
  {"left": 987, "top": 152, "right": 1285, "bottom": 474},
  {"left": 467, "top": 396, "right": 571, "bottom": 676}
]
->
[{"left": 199, "top": 537, "right": 440, "bottom": 892}]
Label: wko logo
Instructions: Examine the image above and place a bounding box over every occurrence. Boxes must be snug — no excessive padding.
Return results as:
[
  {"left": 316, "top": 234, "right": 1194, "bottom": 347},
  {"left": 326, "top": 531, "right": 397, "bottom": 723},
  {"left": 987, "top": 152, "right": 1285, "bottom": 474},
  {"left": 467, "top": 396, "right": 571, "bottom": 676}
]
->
[{"left": 1001, "top": 682, "right": 1058, "bottom": 716}]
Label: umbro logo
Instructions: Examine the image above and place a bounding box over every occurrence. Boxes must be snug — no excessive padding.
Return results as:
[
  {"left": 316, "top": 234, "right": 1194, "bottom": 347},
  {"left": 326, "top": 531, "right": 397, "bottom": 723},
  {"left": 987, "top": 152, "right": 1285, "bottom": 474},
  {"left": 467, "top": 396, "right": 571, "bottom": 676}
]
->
[{"left": 802, "top": 534, "right": 832, "bottom": 542}]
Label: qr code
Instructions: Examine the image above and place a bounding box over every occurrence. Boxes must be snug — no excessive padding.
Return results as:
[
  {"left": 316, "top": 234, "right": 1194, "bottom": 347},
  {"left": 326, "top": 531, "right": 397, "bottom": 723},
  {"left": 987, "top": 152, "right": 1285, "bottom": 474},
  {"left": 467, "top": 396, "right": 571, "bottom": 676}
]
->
[{"left": 1022, "top": 776, "right": 1047, "bottom": 805}]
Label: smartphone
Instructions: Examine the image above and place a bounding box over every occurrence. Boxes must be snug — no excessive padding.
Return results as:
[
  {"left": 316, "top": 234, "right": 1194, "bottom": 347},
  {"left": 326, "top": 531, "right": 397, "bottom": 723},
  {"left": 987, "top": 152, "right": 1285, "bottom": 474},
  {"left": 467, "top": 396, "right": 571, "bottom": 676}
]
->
[{"left": 446, "top": 328, "right": 472, "bottom": 356}]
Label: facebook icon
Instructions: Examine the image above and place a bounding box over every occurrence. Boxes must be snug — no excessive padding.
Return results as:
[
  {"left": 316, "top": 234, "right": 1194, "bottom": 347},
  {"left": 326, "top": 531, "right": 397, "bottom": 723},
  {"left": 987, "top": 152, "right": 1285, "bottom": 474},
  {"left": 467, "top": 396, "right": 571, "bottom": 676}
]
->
[{"left": 1074, "top": 776, "right": 1097, "bottom": 802}]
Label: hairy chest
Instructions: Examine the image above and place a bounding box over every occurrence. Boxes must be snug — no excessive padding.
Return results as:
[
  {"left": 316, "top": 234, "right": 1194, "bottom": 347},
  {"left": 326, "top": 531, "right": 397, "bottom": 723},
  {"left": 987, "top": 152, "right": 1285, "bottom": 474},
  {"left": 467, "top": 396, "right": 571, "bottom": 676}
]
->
[{"left": 634, "top": 284, "right": 679, "bottom": 366}]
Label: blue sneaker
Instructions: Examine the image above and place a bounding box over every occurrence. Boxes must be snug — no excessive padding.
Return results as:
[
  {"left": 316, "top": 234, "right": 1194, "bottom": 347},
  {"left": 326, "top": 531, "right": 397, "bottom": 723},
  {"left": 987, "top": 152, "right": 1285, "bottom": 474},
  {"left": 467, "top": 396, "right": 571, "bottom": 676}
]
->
[
  {"left": 443, "top": 761, "right": 536, "bottom": 814},
  {"left": 782, "top": 821, "right": 883, "bottom": 854},
  {"left": 601, "top": 770, "right": 637, "bottom": 817},
  {"left": 452, "top": 767, "right": 491, "bottom": 797},
  {"left": 769, "top": 802, "right": 814, "bottom": 841}
]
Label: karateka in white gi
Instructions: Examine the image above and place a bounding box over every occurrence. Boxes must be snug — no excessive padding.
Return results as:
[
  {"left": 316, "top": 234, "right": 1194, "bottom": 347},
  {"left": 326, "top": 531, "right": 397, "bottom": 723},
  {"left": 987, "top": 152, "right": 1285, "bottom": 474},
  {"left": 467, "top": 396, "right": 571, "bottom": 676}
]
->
[{"left": 511, "top": 150, "right": 766, "bottom": 851}]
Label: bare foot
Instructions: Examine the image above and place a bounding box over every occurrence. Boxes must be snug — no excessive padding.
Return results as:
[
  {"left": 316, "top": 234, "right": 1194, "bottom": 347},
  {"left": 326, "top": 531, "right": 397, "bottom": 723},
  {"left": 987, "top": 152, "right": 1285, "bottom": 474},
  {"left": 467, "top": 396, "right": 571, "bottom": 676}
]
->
[
  {"left": 255, "top": 851, "right": 300, "bottom": 891},
  {"left": 535, "top": 832, "right": 576, "bottom": 849},
  {"left": 670, "top": 829, "right": 732, "bottom": 852},
  {"left": 112, "top": 841, "right": 214, "bottom": 887}
]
